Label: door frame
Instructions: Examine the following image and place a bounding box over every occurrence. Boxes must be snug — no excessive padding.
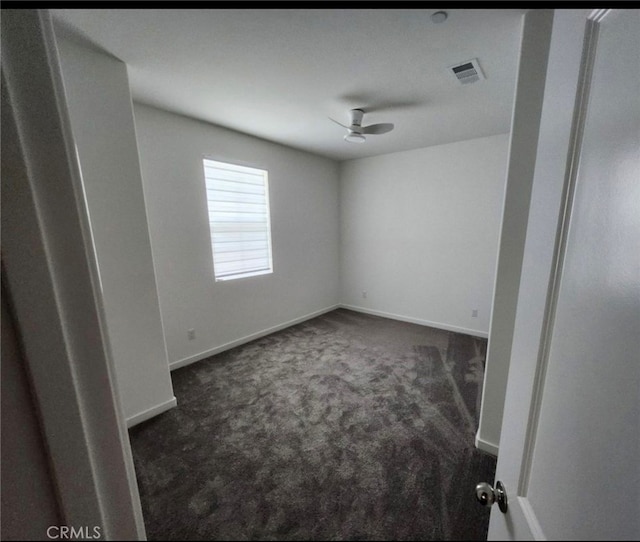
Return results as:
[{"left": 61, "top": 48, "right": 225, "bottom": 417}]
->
[{"left": 1, "top": 9, "right": 145, "bottom": 539}]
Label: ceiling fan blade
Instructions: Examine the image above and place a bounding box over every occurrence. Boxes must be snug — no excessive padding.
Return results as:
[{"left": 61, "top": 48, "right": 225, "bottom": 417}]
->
[
  {"left": 329, "top": 117, "right": 351, "bottom": 129},
  {"left": 361, "top": 123, "right": 394, "bottom": 135}
]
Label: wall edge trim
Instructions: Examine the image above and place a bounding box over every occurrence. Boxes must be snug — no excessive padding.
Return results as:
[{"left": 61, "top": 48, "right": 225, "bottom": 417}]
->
[
  {"left": 339, "top": 304, "right": 489, "bottom": 339},
  {"left": 169, "top": 304, "right": 340, "bottom": 372},
  {"left": 475, "top": 432, "right": 500, "bottom": 456},
  {"left": 126, "top": 396, "right": 177, "bottom": 428}
]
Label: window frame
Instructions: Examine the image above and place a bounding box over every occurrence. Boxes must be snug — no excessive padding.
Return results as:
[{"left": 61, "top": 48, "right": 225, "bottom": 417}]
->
[{"left": 201, "top": 155, "right": 274, "bottom": 282}]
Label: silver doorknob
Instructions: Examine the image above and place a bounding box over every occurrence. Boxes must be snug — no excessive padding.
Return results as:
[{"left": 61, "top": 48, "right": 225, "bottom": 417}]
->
[{"left": 475, "top": 480, "right": 508, "bottom": 513}]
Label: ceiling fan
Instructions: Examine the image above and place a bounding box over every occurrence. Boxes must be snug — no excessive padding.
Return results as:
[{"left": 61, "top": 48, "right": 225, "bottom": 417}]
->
[{"left": 330, "top": 109, "right": 395, "bottom": 143}]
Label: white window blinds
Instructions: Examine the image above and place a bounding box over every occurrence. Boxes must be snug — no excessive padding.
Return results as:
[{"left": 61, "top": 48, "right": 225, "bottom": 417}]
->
[{"left": 203, "top": 159, "right": 273, "bottom": 281}]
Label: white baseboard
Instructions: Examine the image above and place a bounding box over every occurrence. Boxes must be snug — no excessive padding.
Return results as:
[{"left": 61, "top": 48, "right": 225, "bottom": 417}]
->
[
  {"left": 126, "top": 396, "right": 177, "bottom": 428},
  {"left": 339, "top": 304, "right": 488, "bottom": 339},
  {"left": 169, "top": 304, "right": 340, "bottom": 371},
  {"left": 475, "top": 433, "right": 499, "bottom": 456}
]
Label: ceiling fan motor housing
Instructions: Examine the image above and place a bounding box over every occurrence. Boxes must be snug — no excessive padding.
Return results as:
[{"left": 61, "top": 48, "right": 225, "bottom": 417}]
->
[{"left": 350, "top": 109, "right": 364, "bottom": 129}]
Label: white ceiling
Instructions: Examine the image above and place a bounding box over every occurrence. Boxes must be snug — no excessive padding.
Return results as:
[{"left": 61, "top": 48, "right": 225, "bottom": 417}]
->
[{"left": 51, "top": 8, "right": 525, "bottom": 161}]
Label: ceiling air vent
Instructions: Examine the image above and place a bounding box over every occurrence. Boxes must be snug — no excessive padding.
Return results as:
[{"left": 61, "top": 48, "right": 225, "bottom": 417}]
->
[{"left": 449, "top": 58, "right": 485, "bottom": 85}]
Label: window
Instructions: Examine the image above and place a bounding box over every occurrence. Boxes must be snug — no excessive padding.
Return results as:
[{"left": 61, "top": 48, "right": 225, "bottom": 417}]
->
[{"left": 203, "top": 158, "right": 273, "bottom": 281}]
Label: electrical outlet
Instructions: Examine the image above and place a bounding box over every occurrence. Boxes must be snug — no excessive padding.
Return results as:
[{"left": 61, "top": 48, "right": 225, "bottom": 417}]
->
[
  {"left": 471, "top": 309, "right": 478, "bottom": 318},
  {"left": 362, "top": 290, "right": 367, "bottom": 299},
  {"left": 188, "top": 328, "right": 196, "bottom": 340}
]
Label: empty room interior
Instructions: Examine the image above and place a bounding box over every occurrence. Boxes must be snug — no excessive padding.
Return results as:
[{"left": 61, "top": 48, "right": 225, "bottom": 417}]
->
[{"left": 3, "top": 6, "right": 639, "bottom": 542}]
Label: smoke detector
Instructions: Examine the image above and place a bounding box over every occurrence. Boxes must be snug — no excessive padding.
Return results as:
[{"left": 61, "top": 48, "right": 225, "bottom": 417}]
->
[
  {"left": 449, "top": 58, "right": 485, "bottom": 85},
  {"left": 431, "top": 11, "right": 448, "bottom": 23}
]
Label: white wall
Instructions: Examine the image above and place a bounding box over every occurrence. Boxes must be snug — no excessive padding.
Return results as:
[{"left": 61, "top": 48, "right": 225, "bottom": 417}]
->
[
  {"left": 339, "top": 134, "right": 509, "bottom": 337},
  {"left": 56, "top": 37, "right": 176, "bottom": 425},
  {"left": 133, "top": 104, "right": 340, "bottom": 368},
  {"left": 476, "top": 10, "right": 553, "bottom": 456}
]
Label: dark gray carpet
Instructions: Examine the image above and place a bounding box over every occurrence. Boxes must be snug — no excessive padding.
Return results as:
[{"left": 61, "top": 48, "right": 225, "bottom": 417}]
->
[{"left": 129, "top": 308, "right": 496, "bottom": 541}]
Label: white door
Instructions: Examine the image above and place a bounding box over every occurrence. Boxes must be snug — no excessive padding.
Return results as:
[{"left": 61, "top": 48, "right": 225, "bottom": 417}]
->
[{"left": 484, "top": 8, "right": 640, "bottom": 540}]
